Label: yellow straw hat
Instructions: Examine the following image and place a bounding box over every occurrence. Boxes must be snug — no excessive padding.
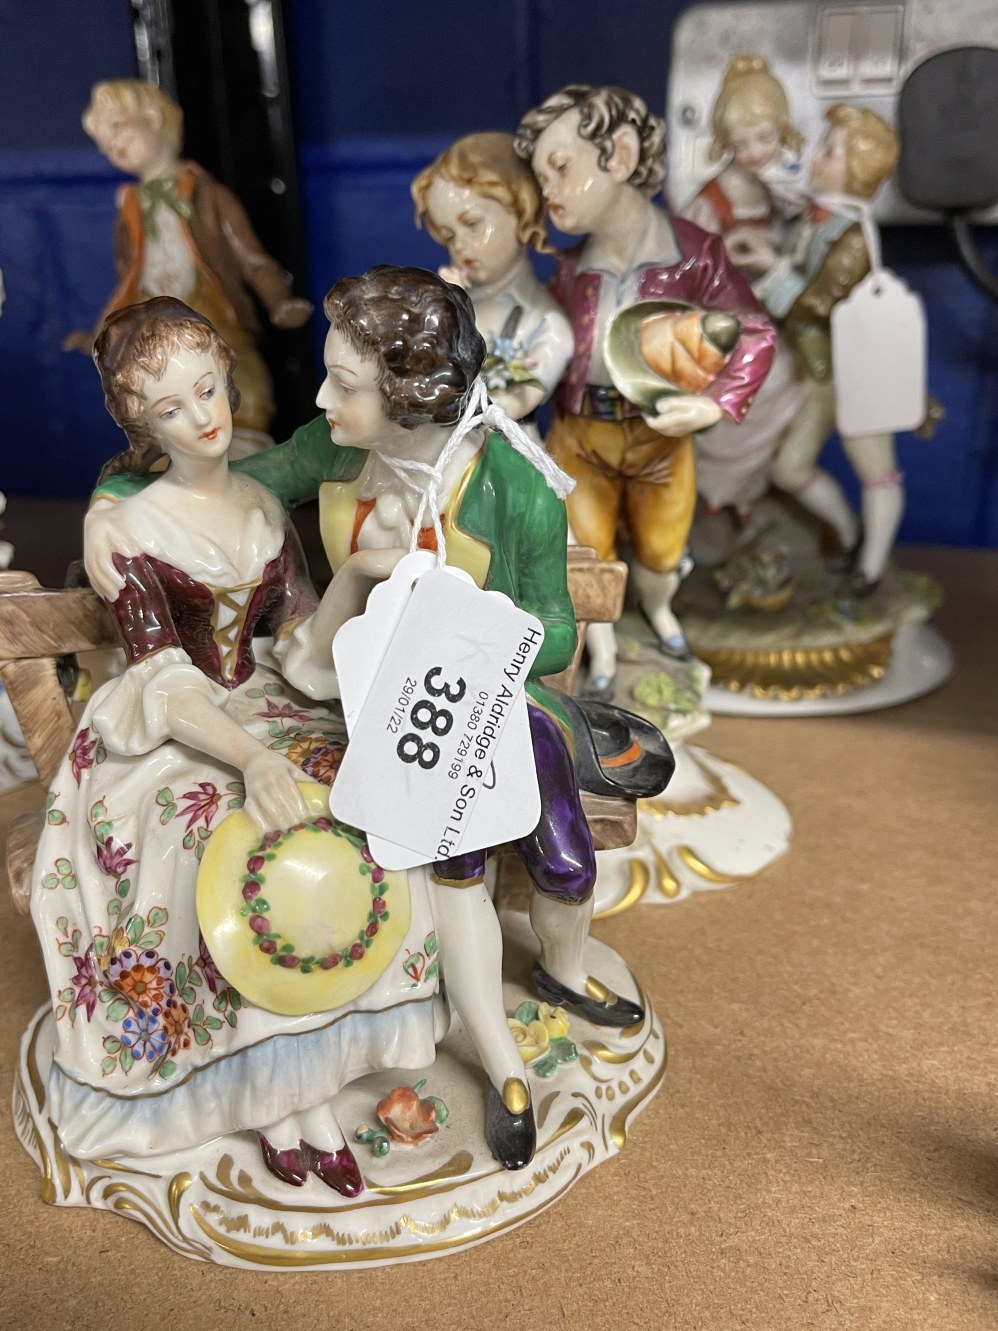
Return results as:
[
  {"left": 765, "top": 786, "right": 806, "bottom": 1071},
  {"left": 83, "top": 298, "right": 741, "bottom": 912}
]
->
[{"left": 196, "top": 784, "right": 410, "bottom": 1017}]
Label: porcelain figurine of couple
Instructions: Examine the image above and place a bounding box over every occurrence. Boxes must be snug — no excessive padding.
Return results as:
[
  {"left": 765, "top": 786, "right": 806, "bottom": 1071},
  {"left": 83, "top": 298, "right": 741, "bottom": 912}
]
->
[
  {"left": 18, "top": 263, "right": 673, "bottom": 1265},
  {"left": 64, "top": 79, "right": 312, "bottom": 453},
  {"left": 667, "top": 59, "right": 945, "bottom": 707}
]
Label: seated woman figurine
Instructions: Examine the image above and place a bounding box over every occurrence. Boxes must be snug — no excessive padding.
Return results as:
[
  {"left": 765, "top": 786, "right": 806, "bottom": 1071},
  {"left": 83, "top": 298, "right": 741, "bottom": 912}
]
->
[
  {"left": 75, "top": 275, "right": 665, "bottom": 1184},
  {"left": 32, "top": 296, "right": 532, "bottom": 1195}
]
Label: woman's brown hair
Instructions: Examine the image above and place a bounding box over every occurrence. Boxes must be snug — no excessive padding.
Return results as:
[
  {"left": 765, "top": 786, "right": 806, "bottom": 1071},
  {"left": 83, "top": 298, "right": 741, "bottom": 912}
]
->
[{"left": 94, "top": 297, "right": 239, "bottom": 483}]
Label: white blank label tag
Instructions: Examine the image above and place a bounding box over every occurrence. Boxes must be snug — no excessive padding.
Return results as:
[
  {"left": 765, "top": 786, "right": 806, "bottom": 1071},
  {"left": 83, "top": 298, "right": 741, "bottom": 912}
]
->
[
  {"left": 334, "top": 550, "right": 437, "bottom": 733},
  {"left": 831, "top": 269, "right": 926, "bottom": 436},
  {"left": 330, "top": 560, "right": 543, "bottom": 870}
]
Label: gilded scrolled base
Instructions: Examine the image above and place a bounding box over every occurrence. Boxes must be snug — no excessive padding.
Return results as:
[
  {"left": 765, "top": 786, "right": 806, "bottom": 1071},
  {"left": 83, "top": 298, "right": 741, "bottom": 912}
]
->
[
  {"left": 13, "top": 925, "right": 664, "bottom": 1270},
  {"left": 677, "top": 495, "right": 943, "bottom": 706},
  {"left": 697, "top": 633, "right": 894, "bottom": 700},
  {"left": 705, "top": 623, "right": 954, "bottom": 719},
  {"left": 593, "top": 743, "right": 791, "bottom": 916}
]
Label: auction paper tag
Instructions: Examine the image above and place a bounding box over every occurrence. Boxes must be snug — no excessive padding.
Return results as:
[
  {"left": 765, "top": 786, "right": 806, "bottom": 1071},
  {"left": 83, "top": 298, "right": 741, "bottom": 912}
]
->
[
  {"left": 831, "top": 269, "right": 926, "bottom": 436},
  {"left": 330, "top": 555, "right": 543, "bottom": 870}
]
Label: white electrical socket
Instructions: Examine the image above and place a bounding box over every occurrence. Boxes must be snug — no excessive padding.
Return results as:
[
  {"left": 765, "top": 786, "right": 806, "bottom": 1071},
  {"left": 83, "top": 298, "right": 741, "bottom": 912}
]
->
[{"left": 667, "top": 0, "right": 998, "bottom": 224}]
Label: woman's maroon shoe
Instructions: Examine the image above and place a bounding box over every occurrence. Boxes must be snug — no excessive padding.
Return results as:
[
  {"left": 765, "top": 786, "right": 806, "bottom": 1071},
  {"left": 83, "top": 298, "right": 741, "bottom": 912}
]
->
[
  {"left": 306, "top": 1141, "right": 365, "bottom": 1197},
  {"left": 256, "top": 1131, "right": 309, "bottom": 1187}
]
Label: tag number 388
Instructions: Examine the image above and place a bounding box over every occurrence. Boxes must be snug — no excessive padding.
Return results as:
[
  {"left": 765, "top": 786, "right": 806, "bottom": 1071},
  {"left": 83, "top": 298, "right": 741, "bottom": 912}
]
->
[{"left": 396, "top": 668, "right": 467, "bottom": 770}]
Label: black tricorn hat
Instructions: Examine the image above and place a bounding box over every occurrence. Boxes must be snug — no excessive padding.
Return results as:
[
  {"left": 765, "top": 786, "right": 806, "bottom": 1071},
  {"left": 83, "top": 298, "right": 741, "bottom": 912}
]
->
[{"left": 563, "top": 695, "right": 675, "bottom": 801}]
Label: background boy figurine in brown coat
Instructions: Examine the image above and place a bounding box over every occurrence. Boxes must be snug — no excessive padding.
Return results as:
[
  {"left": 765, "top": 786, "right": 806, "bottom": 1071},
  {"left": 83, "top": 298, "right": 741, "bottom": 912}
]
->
[
  {"left": 67, "top": 80, "right": 312, "bottom": 447},
  {"left": 728, "top": 105, "right": 904, "bottom": 595}
]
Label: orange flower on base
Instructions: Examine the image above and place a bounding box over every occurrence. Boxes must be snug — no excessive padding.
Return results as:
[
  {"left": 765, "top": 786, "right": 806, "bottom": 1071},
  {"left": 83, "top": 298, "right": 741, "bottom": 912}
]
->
[{"left": 376, "top": 1082, "right": 443, "bottom": 1146}]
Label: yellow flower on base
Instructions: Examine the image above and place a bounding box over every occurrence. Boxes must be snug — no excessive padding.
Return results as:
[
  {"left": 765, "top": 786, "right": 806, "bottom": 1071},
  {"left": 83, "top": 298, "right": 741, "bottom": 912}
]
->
[
  {"left": 508, "top": 1017, "right": 550, "bottom": 1065},
  {"left": 537, "top": 1003, "right": 570, "bottom": 1038}
]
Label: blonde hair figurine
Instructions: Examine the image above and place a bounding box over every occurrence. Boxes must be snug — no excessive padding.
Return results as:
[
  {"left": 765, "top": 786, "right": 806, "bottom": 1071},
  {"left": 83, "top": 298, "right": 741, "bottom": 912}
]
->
[
  {"left": 686, "top": 55, "right": 805, "bottom": 235},
  {"left": 729, "top": 104, "right": 905, "bottom": 596},
  {"left": 681, "top": 56, "right": 808, "bottom": 521},
  {"left": 412, "top": 132, "right": 573, "bottom": 430},
  {"left": 66, "top": 79, "right": 313, "bottom": 450}
]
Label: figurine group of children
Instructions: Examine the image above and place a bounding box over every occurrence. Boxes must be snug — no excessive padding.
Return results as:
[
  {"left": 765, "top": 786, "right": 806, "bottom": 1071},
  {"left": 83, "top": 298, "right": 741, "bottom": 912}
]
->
[
  {"left": 410, "top": 64, "right": 905, "bottom": 684},
  {"left": 31, "top": 67, "right": 903, "bottom": 1200},
  {"left": 687, "top": 58, "right": 907, "bottom": 600}
]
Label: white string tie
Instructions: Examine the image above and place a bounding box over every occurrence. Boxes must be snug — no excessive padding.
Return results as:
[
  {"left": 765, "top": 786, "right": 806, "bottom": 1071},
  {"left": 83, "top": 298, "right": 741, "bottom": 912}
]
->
[
  {"left": 377, "top": 378, "right": 574, "bottom": 565},
  {"left": 813, "top": 191, "right": 883, "bottom": 276}
]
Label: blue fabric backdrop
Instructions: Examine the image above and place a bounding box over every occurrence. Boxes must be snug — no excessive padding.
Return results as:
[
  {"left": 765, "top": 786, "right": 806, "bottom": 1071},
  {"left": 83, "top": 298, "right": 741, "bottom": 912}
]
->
[{"left": 1, "top": 0, "right": 995, "bottom": 548}]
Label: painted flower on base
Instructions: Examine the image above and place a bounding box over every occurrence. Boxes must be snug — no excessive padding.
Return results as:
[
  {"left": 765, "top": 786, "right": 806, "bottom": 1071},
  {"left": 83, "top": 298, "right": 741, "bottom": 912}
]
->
[
  {"left": 363, "top": 1080, "right": 449, "bottom": 1152},
  {"left": 508, "top": 1015, "right": 550, "bottom": 1065},
  {"left": 537, "top": 1002, "right": 571, "bottom": 1038},
  {"left": 508, "top": 1001, "right": 578, "bottom": 1079}
]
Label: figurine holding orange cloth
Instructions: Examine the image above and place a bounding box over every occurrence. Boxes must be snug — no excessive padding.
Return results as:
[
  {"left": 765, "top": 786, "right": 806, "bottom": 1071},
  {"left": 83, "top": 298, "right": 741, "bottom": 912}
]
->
[{"left": 514, "top": 84, "right": 776, "bottom": 667}]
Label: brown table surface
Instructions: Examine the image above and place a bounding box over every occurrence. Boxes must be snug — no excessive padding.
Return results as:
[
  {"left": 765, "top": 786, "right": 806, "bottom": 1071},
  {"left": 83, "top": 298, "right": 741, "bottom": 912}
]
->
[{"left": 0, "top": 527, "right": 994, "bottom": 1331}]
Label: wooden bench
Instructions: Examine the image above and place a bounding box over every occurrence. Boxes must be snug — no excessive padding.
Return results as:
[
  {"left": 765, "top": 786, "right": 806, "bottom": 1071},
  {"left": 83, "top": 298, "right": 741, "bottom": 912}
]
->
[
  {"left": 1, "top": 550, "right": 633, "bottom": 915},
  {"left": 0, "top": 570, "right": 119, "bottom": 914}
]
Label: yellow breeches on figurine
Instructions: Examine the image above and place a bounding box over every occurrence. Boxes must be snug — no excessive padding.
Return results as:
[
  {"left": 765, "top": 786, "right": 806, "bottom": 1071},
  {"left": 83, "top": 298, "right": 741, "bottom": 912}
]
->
[{"left": 548, "top": 410, "right": 696, "bottom": 573}]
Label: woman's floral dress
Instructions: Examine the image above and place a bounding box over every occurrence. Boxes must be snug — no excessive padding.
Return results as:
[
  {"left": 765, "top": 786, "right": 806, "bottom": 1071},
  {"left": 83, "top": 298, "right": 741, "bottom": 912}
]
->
[{"left": 32, "top": 478, "right": 440, "bottom": 1159}]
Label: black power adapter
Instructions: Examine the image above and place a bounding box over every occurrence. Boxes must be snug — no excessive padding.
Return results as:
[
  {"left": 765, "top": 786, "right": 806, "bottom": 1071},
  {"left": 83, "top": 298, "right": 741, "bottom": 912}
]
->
[{"left": 898, "top": 45, "right": 998, "bottom": 301}]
